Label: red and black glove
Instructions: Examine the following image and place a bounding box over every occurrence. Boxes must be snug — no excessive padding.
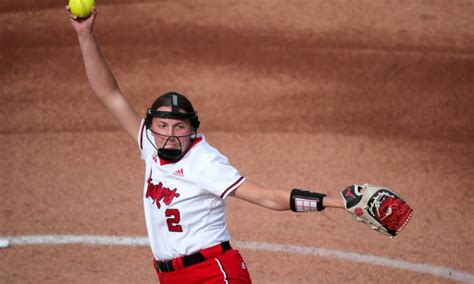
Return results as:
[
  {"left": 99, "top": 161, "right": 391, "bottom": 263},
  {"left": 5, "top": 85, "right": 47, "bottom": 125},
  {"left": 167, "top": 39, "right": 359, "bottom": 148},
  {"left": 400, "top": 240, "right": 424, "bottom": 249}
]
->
[{"left": 341, "top": 184, "right": 413, "bottom": 237}]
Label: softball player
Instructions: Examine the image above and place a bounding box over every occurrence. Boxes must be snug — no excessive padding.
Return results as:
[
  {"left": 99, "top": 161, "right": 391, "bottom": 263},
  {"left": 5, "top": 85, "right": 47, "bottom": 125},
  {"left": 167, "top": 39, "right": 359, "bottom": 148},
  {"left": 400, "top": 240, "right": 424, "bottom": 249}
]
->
[{"left": 68, "top": 8, "right": 346, "bottom": 283}]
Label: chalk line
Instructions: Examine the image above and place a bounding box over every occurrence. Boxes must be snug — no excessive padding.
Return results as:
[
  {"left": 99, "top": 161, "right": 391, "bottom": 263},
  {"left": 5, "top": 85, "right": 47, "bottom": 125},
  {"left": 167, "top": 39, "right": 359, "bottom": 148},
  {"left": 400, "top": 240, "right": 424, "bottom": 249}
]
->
[{"left": 2, "top": 235, "right": 473, "bottom": 283}]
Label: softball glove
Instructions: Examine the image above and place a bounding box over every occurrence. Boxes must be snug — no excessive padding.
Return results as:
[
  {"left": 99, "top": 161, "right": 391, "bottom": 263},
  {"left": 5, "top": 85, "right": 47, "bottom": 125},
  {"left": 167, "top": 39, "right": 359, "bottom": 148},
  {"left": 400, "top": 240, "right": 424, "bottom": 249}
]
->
[{"left": 341, "top": 184, "right": 413, "bottom": 237}]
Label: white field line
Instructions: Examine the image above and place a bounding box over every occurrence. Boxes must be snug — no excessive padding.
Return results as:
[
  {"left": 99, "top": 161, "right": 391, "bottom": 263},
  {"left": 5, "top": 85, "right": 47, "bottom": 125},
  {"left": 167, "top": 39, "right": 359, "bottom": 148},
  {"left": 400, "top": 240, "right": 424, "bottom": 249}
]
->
[{"left": 2, "top": 235, "right": 473, "bottom": 283}]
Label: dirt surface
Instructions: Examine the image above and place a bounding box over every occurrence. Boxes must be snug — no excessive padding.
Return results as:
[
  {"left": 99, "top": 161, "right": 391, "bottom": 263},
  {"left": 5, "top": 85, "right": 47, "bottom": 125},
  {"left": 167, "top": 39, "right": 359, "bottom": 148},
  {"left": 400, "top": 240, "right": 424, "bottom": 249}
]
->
[{"left": 1, "top": 1, "right": 473, "bottom": 283}]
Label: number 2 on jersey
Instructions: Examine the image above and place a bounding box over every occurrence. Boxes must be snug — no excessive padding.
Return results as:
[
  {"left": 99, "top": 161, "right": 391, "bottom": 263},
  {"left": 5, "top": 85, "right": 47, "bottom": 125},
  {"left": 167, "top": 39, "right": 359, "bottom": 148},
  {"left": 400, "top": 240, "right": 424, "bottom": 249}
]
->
[{"left": 165, "top": 208, "right": 183, "bottom": 232}]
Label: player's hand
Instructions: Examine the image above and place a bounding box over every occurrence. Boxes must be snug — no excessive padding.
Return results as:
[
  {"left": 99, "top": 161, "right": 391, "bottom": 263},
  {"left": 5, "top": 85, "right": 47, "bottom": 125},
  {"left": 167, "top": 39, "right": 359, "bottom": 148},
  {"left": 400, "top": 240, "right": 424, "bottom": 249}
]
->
[{"left": 66, "top": 5, "right": 97, "bottom": 34}]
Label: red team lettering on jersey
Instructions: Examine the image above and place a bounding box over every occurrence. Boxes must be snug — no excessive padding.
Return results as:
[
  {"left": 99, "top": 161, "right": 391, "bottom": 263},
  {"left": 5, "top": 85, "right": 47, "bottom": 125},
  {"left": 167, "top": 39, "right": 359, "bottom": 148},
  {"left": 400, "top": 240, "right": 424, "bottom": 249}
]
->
[{"left": 146, "top": 170, "right": 180, "bottom": 209}]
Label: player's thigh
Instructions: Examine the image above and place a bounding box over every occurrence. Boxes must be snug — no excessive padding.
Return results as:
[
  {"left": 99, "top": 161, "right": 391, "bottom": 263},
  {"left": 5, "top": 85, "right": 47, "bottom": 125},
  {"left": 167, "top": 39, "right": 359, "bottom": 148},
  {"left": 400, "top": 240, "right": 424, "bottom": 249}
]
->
[{"left": 214, "top": 249, "right": 252, "bottom": 283}]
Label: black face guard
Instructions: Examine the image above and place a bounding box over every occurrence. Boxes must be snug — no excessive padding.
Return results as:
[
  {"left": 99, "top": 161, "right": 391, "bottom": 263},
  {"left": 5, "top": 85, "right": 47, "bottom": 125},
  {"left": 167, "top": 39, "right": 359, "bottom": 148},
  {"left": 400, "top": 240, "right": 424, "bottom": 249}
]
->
[
  {"left": 145, "top": 109, "right": 200, "bottom": 162},
  {"left": 144, "top": 93, "right": 201, "bottom": 162},
  {"left": 148, "top": 130, "right": 197, "bottom": 162}
]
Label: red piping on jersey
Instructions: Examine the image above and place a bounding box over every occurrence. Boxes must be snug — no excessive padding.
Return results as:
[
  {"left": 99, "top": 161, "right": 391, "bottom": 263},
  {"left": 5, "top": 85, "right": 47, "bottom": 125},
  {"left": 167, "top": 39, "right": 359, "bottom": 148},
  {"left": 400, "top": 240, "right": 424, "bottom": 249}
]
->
[
  {"left": 220, "top": 176, "right": 245, "bottom": 198},
  {"left": 159, "top": 137, "right": 203, "bottom": 166}
]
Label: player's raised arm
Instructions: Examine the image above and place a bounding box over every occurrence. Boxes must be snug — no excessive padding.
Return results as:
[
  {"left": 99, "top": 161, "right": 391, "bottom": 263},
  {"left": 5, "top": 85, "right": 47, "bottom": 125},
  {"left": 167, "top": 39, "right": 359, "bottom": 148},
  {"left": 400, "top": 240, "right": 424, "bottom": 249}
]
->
[{"left": 67, "top": 6, "right": 141, "bottom": 139}]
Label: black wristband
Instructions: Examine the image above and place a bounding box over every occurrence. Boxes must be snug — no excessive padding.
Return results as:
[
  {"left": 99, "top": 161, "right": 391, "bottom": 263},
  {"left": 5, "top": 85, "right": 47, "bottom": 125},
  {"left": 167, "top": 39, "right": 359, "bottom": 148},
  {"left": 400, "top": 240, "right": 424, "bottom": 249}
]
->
[{"left": 290, "top": 189, "right": 326, "bottom": 212}]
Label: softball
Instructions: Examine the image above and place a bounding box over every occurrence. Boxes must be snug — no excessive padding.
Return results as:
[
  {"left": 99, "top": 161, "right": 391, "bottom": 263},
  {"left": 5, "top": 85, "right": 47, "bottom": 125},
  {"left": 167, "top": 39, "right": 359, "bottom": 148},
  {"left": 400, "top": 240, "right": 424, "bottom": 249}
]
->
[{"left": 68, "top": 0, "right": 95, "bottom": 18}]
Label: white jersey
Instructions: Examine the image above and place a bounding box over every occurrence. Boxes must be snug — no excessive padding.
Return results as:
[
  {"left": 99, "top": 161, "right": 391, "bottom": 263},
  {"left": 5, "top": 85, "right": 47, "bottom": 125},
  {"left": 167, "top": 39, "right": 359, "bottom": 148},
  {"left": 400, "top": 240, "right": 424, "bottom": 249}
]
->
[{"left": 137, "top": 120, "right": 245, "bottom": 261}]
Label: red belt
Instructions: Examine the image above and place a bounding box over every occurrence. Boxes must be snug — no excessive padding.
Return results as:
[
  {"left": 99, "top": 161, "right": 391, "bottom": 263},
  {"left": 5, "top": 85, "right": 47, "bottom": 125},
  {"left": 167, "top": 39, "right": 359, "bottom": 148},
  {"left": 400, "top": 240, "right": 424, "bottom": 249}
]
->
[{"left": 154, "top": 241, "right": 231, "bottom": 273}]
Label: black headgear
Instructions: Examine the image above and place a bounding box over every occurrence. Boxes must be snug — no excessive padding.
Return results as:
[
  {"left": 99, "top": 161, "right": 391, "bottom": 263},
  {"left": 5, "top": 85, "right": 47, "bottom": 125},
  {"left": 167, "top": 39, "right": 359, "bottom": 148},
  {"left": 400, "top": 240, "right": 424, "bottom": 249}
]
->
[
  {"left": 144, "top": 92, "right": 200, "bottom": 162},
  {"left": 144, "top": 92, "right": 200, "bottom": 131}
]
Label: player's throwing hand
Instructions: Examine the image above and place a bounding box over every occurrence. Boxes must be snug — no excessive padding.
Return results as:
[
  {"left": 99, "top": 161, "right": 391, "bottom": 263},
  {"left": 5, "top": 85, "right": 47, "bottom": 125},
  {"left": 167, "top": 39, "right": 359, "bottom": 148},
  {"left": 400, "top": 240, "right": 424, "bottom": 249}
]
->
[{"left": 66, "top": 5, "right": 97, "bottom": 34}]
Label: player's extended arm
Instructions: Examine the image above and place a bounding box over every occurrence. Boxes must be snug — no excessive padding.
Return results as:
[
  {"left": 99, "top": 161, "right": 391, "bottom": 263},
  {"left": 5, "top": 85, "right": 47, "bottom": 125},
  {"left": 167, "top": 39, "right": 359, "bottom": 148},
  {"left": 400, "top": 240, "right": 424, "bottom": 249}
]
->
[
  {"left": 231, "top": 180, "right": 344, "bottom": 211},
  {"left": 232, "top": 181, "right": 413, "bottom": 237},
  {"left": 67, "top": 7, "right": 141, "bottom": 139}
]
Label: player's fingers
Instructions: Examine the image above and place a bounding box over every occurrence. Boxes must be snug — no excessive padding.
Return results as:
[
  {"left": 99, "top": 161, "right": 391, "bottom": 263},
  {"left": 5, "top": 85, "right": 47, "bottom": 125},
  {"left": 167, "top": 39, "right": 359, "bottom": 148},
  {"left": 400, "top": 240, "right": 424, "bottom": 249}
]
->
[
  {"left": 65, "top": 5, "right": 79, "bottom": 20},
  {"left": 85, "top": 7, "right": 97, "bottom": 23}
]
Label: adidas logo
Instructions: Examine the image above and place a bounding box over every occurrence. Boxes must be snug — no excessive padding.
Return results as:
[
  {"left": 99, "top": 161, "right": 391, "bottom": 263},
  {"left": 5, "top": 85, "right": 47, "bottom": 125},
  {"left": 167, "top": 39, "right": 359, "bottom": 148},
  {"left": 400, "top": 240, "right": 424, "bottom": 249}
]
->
[{"left": 173, "top": 168, "right": 184, "bottom": 177}]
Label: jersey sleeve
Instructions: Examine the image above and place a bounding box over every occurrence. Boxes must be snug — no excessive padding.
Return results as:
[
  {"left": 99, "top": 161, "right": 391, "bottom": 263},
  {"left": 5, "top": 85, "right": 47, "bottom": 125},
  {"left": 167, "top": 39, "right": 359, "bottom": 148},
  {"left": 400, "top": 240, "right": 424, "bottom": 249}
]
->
[
  {"left": 198, "top": 152, "right": 246, "bottom": 199},
  {"left": 137, "top": 119, "right": 154, "bottom": 160}
]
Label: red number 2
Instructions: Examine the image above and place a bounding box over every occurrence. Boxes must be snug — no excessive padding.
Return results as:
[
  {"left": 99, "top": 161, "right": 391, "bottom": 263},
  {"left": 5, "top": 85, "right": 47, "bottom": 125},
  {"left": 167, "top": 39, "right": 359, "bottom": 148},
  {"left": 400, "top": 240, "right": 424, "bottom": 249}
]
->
[{"left": 165, "top": 209, "right": 183, "bottom": 232}]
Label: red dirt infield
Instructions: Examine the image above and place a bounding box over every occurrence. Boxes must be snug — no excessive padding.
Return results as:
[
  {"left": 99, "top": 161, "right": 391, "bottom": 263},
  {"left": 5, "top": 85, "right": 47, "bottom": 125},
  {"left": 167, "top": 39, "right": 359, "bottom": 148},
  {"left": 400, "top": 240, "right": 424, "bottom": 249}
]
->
[{"left": 1, "top": 1, "right": 473, "bottom": 283}]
